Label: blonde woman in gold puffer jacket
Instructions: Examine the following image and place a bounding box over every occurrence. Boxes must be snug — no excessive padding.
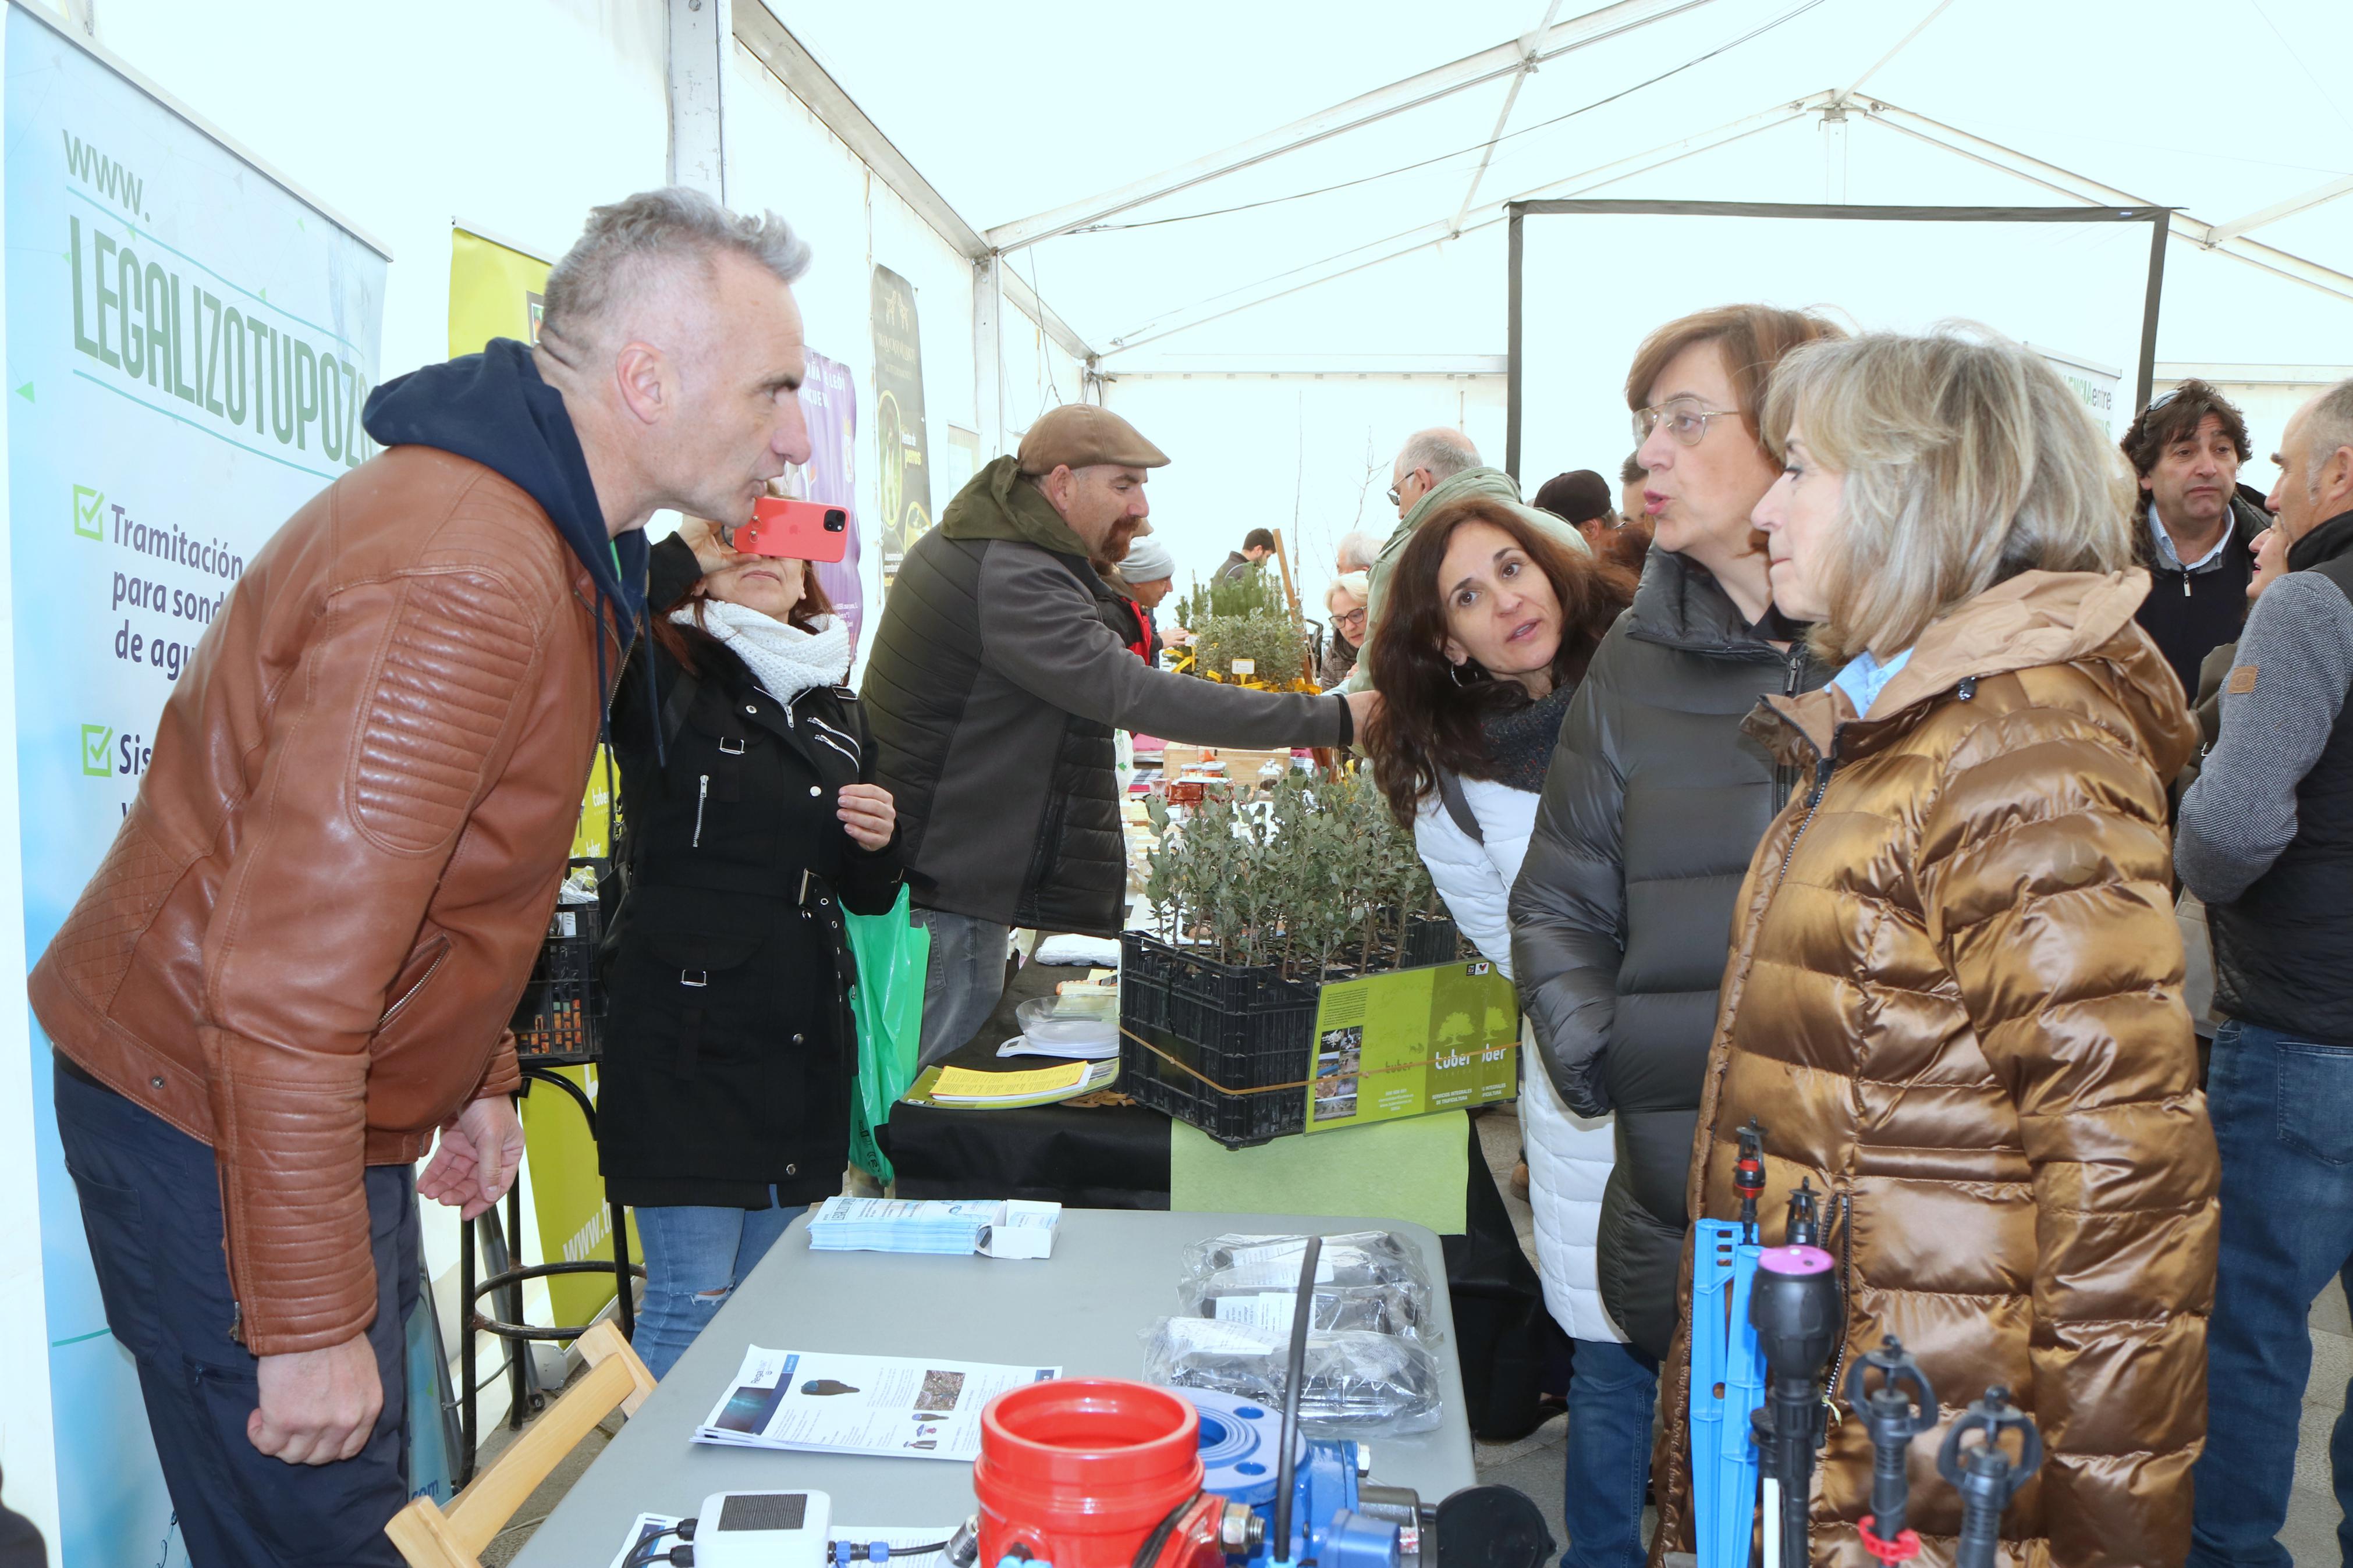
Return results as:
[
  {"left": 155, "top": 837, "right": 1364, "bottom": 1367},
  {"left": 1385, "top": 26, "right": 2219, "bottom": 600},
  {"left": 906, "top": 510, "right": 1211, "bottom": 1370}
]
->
[{"left": 1651, "top": 327, "right": 2220, "bottom": 1568}]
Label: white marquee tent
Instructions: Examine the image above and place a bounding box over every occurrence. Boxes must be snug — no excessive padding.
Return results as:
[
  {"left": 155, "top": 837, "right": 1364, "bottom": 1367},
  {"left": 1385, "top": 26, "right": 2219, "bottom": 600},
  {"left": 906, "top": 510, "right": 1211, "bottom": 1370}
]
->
[
  {"left": 775, "top": 0, "right": 2353, "bottom": 595},
  {"left": 0, "top": 2, "right": 2348, "bottom": 1556}
]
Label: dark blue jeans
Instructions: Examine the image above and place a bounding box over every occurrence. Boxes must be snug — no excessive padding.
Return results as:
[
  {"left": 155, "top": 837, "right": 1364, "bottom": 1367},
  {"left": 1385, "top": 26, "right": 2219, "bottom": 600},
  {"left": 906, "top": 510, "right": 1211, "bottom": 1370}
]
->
[
  {"left": 1563, "top": 1336, "right": 1658, "bottom": 1568},
  {"left": 53, "top": 1060, "right": 418, "bottom": 1568},
  {"left": 2189, "top": 1019, "right": 2353, "bottom": 1568}
]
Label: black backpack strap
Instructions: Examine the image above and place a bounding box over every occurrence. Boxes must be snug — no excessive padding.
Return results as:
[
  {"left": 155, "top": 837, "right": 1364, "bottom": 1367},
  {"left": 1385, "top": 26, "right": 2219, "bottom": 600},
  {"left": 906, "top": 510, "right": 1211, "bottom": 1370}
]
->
[{"left": 1436, "top": 770, "right": 1484, "bottom": 845}]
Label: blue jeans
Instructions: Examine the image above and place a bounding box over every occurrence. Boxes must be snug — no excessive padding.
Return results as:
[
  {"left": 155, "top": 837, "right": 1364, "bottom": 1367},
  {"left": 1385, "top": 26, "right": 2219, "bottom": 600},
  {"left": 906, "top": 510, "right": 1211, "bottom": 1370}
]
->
[
  {"left": 911, "top": 907, "right": 1010, "bottom": 1069},
  {"left": 630, "top": 1194, "right": 796, "bottom": 1379},
  {"left": 53, "top": 1059, "right": 418, "bottom": 1567},
  {"left": 2190, "top": 1019, "right": 2353, "bottom": 1568},
  {"left": 1563, "top": 1336, "right": 1658, "bottom": 1568}
]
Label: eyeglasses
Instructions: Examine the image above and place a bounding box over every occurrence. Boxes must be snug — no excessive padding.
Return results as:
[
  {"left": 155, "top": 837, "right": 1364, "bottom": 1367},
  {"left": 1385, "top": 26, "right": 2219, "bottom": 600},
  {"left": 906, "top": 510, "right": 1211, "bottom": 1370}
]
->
[
  {"left": 1332, "top": 607, "right": 1368, "bottom": 631},
  {"left": 1634, "top": 397, "right": 1739, "bottom": 447},
  {"left": 1386, "top": 467, "right": 1431, "bottom": 506}
]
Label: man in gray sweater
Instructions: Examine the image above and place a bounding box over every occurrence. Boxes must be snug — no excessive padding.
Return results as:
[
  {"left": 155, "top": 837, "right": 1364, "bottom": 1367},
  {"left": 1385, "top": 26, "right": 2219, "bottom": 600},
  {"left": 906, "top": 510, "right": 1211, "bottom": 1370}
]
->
[
  {"left": 2178, "top": 377, "right": 2353, "bottom": 1565},
  {"left": 863, "top": 404, "right": 1372, "bottom": 1065}
]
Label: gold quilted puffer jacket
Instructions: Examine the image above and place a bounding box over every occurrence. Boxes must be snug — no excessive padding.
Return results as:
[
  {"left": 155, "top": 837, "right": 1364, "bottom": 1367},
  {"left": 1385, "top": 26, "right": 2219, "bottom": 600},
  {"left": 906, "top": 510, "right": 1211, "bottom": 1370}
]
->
[{"left": 1652, "top": 570, "right": 2219, "bottom": 1568}]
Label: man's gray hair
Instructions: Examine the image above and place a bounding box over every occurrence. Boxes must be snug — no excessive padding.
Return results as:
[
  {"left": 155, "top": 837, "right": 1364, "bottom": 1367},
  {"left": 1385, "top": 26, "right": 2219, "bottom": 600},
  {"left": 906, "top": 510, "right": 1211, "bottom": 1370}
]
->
[
  {"left": 1335, "top": 531, "right": 1378, "bottom": 573},
  {"left": 2302, "top": 378, "right": 2353, "bottom": 499},
  {"left": 1396, "top": 427, "right": 1480, "bottom": 482},
  {"left": 542, "top": 187, "right": 811, "bottom": 342}
]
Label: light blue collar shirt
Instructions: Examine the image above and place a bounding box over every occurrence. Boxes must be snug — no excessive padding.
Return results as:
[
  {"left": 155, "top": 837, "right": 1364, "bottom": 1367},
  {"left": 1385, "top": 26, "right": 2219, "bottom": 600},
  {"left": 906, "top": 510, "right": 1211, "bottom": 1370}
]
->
[
  {"left": 2148, "top": 497, "right": 2235, "bottom": 573},
  {"left": 1829, "top": 646, "right": 1914, "bottom": 719}
]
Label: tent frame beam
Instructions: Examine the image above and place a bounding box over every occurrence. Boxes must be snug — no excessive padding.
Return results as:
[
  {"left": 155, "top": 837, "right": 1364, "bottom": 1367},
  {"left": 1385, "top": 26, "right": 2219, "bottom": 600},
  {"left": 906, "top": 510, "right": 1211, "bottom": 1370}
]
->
[
  {"left": 733, "top": 0, "right": 1094, "bottom": 362},
  {"left": 1449, "top": 0, "right": 1567, "bottom": 237},
  {"left": 2205, "top": 175, "right": 2353, "bottom": 248},
  {"left": 1858, "top": 97, "right": 2353, "bottom": 304},
  {"left": 982, "top": 0, "right": 1726, "bottom": 255},
  {"left": 1098, "top": 95, "right": 1825, "bottom": 357}
]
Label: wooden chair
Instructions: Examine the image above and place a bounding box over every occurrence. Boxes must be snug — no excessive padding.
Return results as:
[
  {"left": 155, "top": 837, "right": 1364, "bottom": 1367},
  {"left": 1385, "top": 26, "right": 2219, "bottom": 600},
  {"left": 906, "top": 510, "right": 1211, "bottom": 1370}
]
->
[{"left": 386, "top": 1319, "right": 656, "bottom": 1568}]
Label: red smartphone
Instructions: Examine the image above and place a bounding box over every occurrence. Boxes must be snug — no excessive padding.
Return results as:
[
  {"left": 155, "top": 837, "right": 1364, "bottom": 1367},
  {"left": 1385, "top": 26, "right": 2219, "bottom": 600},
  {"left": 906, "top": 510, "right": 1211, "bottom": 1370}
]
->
[{"left": 730, "top": 497, "right": 851, "bottom": 563}]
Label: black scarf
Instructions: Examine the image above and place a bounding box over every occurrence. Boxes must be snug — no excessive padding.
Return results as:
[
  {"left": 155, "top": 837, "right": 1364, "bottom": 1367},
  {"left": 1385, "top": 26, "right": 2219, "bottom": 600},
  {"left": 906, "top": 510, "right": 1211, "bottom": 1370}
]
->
[{"left": 1478, "top": 682, "right": 1576, "bottom": 793}]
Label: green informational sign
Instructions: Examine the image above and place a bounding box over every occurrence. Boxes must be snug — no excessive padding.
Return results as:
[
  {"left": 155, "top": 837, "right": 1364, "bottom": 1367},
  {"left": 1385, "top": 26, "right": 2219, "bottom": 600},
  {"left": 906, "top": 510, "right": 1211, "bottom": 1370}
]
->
[{"left": 1303, "top": 961, "right": 1519, "bottom": 1133}]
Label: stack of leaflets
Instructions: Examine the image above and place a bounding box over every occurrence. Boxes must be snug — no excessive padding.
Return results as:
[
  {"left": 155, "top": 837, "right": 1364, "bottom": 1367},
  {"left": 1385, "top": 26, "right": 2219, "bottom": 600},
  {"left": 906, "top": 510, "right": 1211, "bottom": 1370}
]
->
[
  {"left": 928, "top": 1059, "right": 1117, "bottom": 1105},
  {"left": 695, "top": 1348, "right": 1061, "bottom": 1463},
  {"left": 807, "top": 1196, "right": 1063, "bottom": 1259}
]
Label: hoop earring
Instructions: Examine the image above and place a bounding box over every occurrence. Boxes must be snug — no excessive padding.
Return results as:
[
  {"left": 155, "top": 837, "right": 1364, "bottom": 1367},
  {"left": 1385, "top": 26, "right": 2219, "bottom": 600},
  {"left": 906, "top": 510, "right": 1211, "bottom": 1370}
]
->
[{"left": 1448, "top": 662, "right": 1481, "bottom": 688}]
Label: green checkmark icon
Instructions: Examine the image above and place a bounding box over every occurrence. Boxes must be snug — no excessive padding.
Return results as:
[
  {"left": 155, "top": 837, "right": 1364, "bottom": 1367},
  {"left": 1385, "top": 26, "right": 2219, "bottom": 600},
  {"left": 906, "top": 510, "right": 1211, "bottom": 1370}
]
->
[
  {"left": 80, "top": 724, "right": 112, "bottom": 777},
  {"left": 72, "top": 485, "right": 104, "bottom": 541}
]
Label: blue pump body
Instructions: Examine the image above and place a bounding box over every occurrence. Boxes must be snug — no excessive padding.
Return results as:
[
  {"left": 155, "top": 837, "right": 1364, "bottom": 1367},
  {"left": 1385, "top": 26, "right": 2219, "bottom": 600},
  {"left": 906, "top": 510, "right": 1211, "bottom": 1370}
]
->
[{"left": 1184, "top": 1389, "right": 1399, "bottom": 1568}]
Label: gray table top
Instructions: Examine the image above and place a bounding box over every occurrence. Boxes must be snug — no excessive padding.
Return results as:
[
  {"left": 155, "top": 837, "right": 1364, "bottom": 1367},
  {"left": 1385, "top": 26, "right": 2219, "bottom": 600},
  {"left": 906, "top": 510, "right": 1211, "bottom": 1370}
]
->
[{"left": 511, "top": 1208, "right": 1476, "bottom": 1566}]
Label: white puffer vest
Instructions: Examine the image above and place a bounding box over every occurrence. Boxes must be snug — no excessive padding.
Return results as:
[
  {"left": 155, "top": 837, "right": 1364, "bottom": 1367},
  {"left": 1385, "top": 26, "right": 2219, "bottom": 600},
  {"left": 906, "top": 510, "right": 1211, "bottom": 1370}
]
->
[{"left": 1415, "top": 775, "right": 1627, "bottom": 1344}]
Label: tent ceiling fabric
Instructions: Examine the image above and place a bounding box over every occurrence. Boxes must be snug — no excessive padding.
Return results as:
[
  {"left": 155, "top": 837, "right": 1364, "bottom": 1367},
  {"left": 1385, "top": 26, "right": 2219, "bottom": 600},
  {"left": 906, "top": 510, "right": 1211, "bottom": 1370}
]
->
[{"left": 778, "top": 0, "right": 2353, "bottom": 367}]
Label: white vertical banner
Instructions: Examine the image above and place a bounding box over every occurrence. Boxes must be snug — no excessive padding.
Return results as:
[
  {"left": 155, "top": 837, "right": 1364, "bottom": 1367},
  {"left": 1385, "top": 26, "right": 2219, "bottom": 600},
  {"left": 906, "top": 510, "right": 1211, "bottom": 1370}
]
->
[{"left": 1, "top": 5, "right": 388, "bottom": 1561}]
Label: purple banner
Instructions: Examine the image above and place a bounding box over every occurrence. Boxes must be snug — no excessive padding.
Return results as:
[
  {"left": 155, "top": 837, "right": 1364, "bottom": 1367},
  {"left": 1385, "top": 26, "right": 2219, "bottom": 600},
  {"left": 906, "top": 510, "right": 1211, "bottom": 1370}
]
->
[{"left": 782, "top": 347, "right": 863, "bottom": 647}]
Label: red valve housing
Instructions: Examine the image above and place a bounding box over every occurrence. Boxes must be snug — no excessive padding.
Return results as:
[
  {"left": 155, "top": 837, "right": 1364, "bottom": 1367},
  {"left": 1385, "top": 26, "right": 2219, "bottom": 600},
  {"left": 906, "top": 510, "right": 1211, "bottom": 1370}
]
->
[{"left": 975, "top": 1378, "right": 1225, "bottom": 1567}]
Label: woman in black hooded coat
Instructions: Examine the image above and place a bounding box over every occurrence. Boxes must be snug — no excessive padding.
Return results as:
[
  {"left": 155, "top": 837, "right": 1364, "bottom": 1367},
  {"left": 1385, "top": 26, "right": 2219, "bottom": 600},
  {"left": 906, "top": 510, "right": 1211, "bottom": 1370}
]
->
[{"left": 597, "top": 519, "right": 901, "bottom": 1378}]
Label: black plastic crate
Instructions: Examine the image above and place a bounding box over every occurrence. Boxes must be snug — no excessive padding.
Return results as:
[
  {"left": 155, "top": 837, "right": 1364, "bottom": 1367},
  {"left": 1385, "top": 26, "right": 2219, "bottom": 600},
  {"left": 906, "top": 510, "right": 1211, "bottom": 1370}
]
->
[
  {"left": 512, "top": 894, "right": 603, "bottom": 1065},
  {"left": 1120, "top": 933, "right": 1316, "bottom": 1148},
  {"left": 1121, "top": 1025, "right": 1305, "bottom": 1147},
  {"left": 1404, "top": 913, "right": 1463, "bottom": 969}
]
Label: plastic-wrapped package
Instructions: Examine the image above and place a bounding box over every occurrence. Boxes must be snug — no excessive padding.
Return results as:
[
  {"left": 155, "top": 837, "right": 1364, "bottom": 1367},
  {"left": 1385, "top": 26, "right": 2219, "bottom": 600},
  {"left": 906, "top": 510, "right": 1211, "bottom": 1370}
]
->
[
  {"left": 1176, "top": 1275, "right": 1431, "bottom": 1340},
  {"left": 1140, "top": 1317, "right": 1444, "bottom": 1435},
  {"left": 1180, "top": 1231, "right": 1433, "bottom": 1297}
]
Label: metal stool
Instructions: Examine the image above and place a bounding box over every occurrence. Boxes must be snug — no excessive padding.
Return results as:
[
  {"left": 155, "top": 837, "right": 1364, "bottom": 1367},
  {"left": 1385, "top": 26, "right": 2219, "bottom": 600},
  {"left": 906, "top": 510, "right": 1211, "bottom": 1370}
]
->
[{"left": 454, "top": 865, "right": 642, "bottom": 1485}]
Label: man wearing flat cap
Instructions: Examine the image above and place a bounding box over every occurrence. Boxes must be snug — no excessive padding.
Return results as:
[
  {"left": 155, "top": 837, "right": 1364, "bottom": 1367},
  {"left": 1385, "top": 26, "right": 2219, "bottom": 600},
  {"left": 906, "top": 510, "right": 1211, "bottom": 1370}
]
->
[{"left": 864, "top": 404, "right": 1372, "bottom": 1064}]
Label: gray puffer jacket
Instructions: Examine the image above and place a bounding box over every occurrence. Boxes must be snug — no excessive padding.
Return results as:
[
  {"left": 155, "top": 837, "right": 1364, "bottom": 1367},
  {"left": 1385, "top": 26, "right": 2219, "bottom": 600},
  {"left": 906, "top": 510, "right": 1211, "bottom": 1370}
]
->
[
  {"left": 863, "top": 457, "right": 1352, "bottom": 938},
  {"left": 1507, "top": 549, "right": 1825, "bottom": 1357}
]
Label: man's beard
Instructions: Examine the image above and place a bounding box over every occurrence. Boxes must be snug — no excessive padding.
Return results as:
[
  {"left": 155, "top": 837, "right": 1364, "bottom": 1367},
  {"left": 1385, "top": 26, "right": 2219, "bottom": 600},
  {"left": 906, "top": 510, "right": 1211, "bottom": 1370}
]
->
[{"left": 1106, "top": 519, "right": 1142, "bottom": 560}]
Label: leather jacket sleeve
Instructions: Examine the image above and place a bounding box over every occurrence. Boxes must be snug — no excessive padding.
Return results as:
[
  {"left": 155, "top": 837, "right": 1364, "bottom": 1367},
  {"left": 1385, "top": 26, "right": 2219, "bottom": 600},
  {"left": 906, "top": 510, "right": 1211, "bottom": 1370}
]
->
[
  {"left": 1510, "top": 657, "right": 1627, "bottom": 1117},
  {"left": 1919, "top": 709, "right": 2219, "bottom": 1565},
  {"left": 203, "top": 564, "right": 555, "bottom": 1356}
]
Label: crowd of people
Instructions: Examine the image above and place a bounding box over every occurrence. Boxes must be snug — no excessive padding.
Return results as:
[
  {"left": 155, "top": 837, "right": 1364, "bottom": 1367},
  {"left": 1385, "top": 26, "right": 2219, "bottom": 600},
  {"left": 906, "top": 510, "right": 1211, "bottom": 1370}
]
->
[
  {"left": 21, "top": 180, "right": 2353, "bottom": 1568},
  {"left": 1352, "top": 303, "right": 2353, "bottom": 1567}
]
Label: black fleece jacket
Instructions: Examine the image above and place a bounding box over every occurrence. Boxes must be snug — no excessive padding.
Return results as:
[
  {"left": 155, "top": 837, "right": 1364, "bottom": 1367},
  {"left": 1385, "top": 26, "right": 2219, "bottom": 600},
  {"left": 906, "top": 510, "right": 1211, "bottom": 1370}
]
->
[{"left": 1508, "top": 549, "right": 1827, "bottom": 1356}]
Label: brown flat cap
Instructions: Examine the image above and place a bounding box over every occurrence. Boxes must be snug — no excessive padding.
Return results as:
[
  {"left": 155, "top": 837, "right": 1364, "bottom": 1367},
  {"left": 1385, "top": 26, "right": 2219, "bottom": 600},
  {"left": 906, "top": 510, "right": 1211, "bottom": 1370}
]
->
[{"left": 1017, "top": 403, "right": 1170, "bottom": 475}]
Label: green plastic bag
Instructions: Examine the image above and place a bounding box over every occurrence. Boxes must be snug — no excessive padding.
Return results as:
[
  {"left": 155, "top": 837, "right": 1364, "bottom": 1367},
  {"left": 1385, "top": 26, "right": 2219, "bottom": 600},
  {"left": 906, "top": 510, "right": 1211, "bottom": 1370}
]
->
[{"left": 844, "top": 886, "right": 929, "bottom": 1184}]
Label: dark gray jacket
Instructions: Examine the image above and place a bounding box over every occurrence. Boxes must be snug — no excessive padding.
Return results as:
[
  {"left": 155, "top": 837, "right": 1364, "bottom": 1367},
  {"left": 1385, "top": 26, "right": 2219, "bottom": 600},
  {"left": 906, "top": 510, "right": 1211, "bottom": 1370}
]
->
[
  {"left": 2180, "top": 509, "right": 2353, "bottom": 1041},
  {"left": 863, "top": 458, "right": 1352, "bottom": 937},
  {"left": 1507, "top": 549, "right": 1825, "bottom": 1357}
]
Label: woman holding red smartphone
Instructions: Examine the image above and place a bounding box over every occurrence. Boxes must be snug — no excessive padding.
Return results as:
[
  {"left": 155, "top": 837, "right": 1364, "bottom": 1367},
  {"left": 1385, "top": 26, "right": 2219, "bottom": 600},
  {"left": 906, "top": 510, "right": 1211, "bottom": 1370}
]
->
[{"left": 596, "top": 515, "right": 900, "bottom": 1378}]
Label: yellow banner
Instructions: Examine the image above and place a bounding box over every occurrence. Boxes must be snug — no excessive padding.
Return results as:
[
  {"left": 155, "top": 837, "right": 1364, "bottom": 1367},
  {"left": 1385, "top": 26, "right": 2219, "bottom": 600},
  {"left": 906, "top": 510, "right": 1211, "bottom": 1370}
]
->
[
  {"left": 450, "top": 226, "right": 634, "bottom": 1331},
  {"left": 448, "top": 226, "right": 549, "bottom": 358}
]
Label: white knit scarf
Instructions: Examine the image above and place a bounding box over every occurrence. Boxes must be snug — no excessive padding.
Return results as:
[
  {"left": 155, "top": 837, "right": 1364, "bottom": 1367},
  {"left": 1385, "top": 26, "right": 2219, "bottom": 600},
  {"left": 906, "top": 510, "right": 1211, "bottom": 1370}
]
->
[{"left": 673, "top": 598, "right": 851, "bottom": 702}]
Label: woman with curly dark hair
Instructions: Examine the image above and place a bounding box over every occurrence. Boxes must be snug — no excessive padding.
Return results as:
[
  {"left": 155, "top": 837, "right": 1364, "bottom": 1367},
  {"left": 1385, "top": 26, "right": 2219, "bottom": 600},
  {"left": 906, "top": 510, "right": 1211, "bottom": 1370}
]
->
[{"left": 1361, "top": 495, "right": 1637, "bottom": 1564}]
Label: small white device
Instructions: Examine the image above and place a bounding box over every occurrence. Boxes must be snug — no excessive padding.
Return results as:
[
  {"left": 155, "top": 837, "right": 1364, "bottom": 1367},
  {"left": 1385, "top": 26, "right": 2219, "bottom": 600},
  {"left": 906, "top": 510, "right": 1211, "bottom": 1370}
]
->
[{"left": 691, "top": 1489, "right": 833, "bottom": 1568}]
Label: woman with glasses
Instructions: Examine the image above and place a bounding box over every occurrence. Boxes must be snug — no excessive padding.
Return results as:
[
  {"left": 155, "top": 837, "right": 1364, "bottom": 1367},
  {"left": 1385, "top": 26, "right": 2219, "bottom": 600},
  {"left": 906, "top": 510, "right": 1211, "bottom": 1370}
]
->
[
  {"left": 1509, "top": 304, "right": 1841, "bottom": 1566},
  {"left": 1321, "top": 571, "right": 1369, "bottom": 688}
]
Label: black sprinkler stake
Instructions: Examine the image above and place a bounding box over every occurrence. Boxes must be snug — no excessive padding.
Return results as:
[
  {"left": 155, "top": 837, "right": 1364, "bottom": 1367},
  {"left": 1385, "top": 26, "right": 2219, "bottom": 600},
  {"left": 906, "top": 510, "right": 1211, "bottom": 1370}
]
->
[
  {"left": 1844, "top": 1335, "right": 1936, "bottom": 1560},
  {"left": 1937, "top": 1385, "right": 2043, "bottom": 1568}
]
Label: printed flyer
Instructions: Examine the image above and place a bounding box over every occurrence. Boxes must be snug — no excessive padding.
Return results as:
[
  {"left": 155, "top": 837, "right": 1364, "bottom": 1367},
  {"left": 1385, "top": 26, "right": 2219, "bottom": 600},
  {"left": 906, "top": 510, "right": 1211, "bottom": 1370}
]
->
[
  {"left": 695, "top": 1347, "right": 1060, "bottom": 1462},
  {"left": 1303, "top": 960, "right": 1520, "bottom": 1133}
]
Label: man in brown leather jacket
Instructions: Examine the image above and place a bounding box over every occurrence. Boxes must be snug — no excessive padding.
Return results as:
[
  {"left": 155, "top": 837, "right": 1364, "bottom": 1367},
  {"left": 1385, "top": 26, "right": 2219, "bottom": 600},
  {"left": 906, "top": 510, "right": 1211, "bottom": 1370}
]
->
[{"left": 29, "top": 187, "right": 817, "bottom": 1566}]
